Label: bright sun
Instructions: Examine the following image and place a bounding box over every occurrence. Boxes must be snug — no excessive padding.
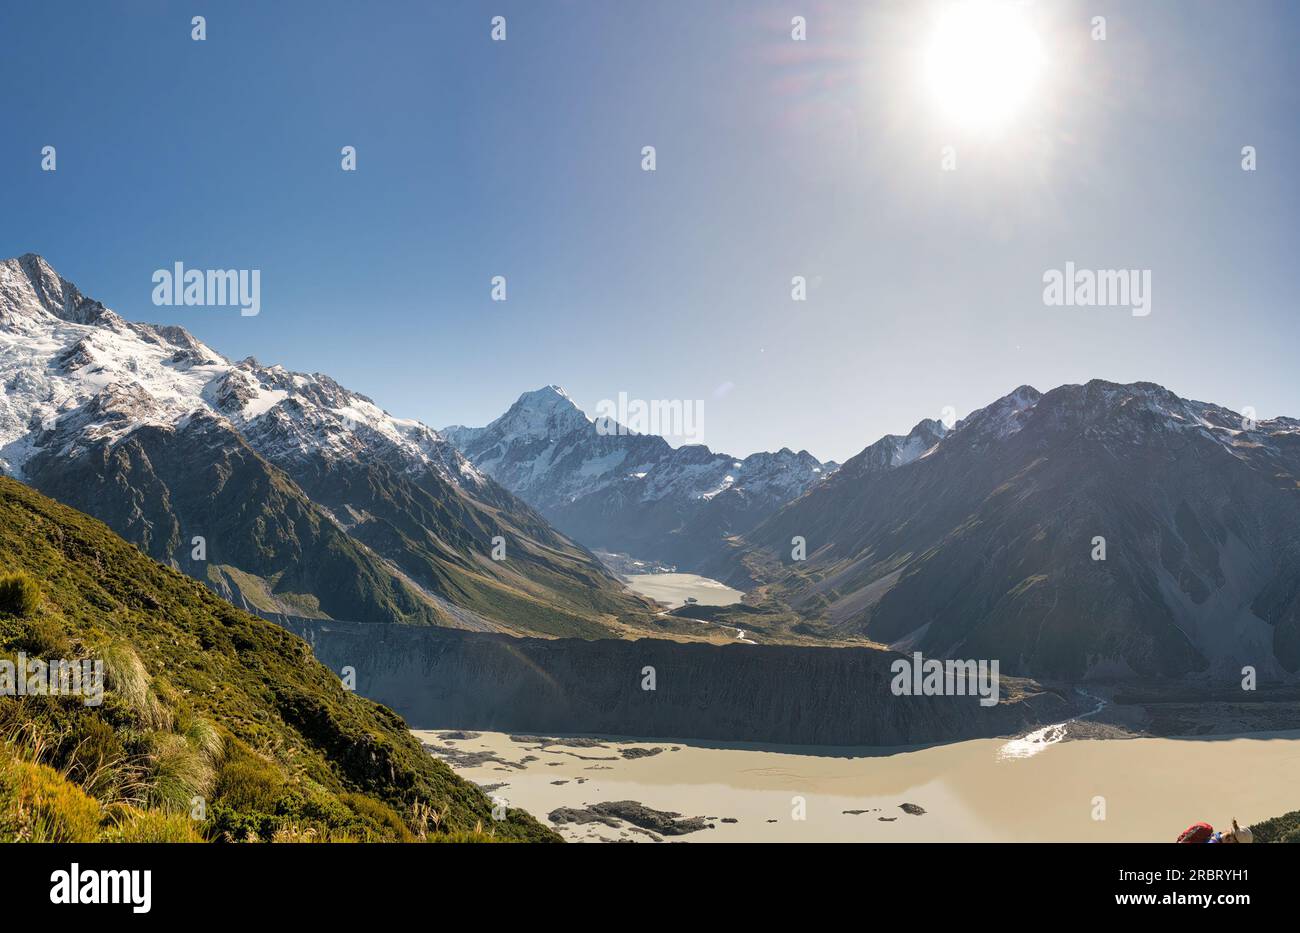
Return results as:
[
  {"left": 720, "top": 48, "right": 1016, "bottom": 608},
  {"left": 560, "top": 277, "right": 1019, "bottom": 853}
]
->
[{"left": 923, "top": 1, "right": 1045, "bottom": 132}]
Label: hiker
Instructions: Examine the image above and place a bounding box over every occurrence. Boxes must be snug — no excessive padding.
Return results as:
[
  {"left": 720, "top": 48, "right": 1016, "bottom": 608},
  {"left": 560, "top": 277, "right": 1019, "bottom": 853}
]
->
[{"left": 1176, "top": 818, "right": 1253, "bottom": 843}]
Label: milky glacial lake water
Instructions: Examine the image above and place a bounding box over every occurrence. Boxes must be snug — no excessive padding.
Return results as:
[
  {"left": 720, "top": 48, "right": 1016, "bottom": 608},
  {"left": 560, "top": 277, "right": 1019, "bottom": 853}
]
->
[
  {"left": 417, "top": 728, "right": 1300, "bottom": 842},
  {"left": 622, "top": 572, "right": 744, "bottom": 609}
]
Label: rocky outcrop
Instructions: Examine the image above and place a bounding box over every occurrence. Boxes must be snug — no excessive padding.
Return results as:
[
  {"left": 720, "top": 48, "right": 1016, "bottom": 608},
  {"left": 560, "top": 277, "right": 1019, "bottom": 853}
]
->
[{"left": 285, "top": 621, "right": 1081, "bottom": 747}]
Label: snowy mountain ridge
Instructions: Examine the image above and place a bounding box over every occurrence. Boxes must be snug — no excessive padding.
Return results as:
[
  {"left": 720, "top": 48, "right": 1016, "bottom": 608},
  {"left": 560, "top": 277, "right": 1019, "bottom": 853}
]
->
[
  {"left": 0, "top": 253, "right": 485, "bottom": 490},
  {"left": 441, "top": 385, "right": 837, "bottom": 571},
  {"left": 1, "top": 254, "right": 650, "bottom": 636},
  {"left": 443, "top": 385, "right": 834, "bottom": 510}
]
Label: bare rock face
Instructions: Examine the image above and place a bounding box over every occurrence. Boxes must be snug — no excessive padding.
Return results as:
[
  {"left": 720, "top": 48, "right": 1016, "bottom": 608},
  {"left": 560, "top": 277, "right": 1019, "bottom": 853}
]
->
[{"left": 285, "top": 621, "right": 1081, "bottom": 747}]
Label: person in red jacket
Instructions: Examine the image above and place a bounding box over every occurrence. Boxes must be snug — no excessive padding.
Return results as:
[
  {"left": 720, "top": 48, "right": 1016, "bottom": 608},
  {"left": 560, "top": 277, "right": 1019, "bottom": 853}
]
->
[{"left": 1177, "top": 818, "right": 1253, "bottom": 843}]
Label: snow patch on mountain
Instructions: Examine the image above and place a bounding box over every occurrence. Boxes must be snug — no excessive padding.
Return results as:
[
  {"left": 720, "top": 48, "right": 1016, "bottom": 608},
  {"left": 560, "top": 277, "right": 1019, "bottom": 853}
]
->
[
  {"left": 0, "top": 254, "right": 486, "bottom": 490},
  {"left": 837, "top": 381, "right": 1299, "bottom": 486},
  {"left": 443, "top": 385, "right": 835, "bottom": 512}
]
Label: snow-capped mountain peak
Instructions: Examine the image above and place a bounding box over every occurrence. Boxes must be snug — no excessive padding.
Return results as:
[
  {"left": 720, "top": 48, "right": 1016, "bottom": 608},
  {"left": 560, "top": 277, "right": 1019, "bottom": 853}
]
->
[
  {"left": 0, "top": 253, "right": 122, "bottom": 328},
  {"left": 0, "top": 254, "right": 484, "bottom": 489},
  {"left": 495, "top": 385, "right": 591, "bottom": 439},
  {"left": 1, "top": 255, "right": 654, "bottom": 636},
  {"left": 441, "top": 386, "right": 837, "bottom": 571}
]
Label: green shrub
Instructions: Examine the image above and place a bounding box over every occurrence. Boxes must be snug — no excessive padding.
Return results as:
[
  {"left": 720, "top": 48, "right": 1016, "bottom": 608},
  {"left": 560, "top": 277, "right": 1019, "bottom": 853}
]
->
[
  {"left": 274, "top": 782, "right": 354, "bottom": 827},
  {"left": 14, "top": 616, "right": 70, "bottom": 657},
  {"left": 1250, "top": 809, "right": 1300, "bottom": 843},
  {"left": 340, "top": 791, "right": 415, "bottom": 841},
  {"left": 0, "top": 572, "right": 41, "bottom": 618},
  {"left": 0, "top": 751, "right": 103, "bottom": 842},
  {"left": 213, "top": 754, "right": 285, "bottom": 813},
  {"left": 429, "top": 830, "right": 503, "bottom": 843}
]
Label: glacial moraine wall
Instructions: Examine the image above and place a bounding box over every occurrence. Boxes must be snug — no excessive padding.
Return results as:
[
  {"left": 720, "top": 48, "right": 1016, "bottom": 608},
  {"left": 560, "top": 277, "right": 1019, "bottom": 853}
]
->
[{"left": 283, "top": 621, "right": 1082, "bottom": 747}]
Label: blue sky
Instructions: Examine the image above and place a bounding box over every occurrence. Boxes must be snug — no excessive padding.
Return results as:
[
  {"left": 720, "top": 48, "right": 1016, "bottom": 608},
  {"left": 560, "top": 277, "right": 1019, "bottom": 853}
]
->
[{"left": 2, "top": 0, "right": 1297, "bottom": 461}]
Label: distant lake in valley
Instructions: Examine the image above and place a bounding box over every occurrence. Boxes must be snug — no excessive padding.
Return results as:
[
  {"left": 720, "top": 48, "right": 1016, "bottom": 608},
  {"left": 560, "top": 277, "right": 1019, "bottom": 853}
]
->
[{"left": 622, "top": 572, "right": 744, "bottom": 609}]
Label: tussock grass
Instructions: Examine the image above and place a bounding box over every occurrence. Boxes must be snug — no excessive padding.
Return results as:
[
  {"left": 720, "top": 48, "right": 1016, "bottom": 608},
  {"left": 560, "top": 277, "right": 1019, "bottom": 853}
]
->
[
  {"left": 102, "top": 640, "right": 172, "bottom": 731},
  {"left": 144, "top": 732, "right": 215, "bottom": 812},
  {"left": 101, "top": 808, "right": 203, "bottom": 843},
  {"left": 178, "top": 713, "right": 224, "bottom": 763},
  {"left": 0, "top": 570, "right": 41, "bottom": 617},
  {"left": 0, "top": 475, "right": 559, "bottom": 843},
  {"left": 60, "top": 716, "right": 134, "bottom": 803}
]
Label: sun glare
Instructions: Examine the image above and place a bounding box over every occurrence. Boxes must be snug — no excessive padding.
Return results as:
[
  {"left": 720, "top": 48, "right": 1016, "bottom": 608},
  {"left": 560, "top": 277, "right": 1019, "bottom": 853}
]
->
[{"left": 923, "top": 1, "right": 1045, "bottom": 132}]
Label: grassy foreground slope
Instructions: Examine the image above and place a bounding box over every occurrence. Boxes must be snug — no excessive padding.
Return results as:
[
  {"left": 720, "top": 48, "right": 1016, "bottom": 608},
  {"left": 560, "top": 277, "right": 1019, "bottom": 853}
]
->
[
  {"left": 1251, "top": 810, "right": 1300, "bottom": 843},
  {"left": 0, "top": 476, "right": 557, "bottom": 842}
]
